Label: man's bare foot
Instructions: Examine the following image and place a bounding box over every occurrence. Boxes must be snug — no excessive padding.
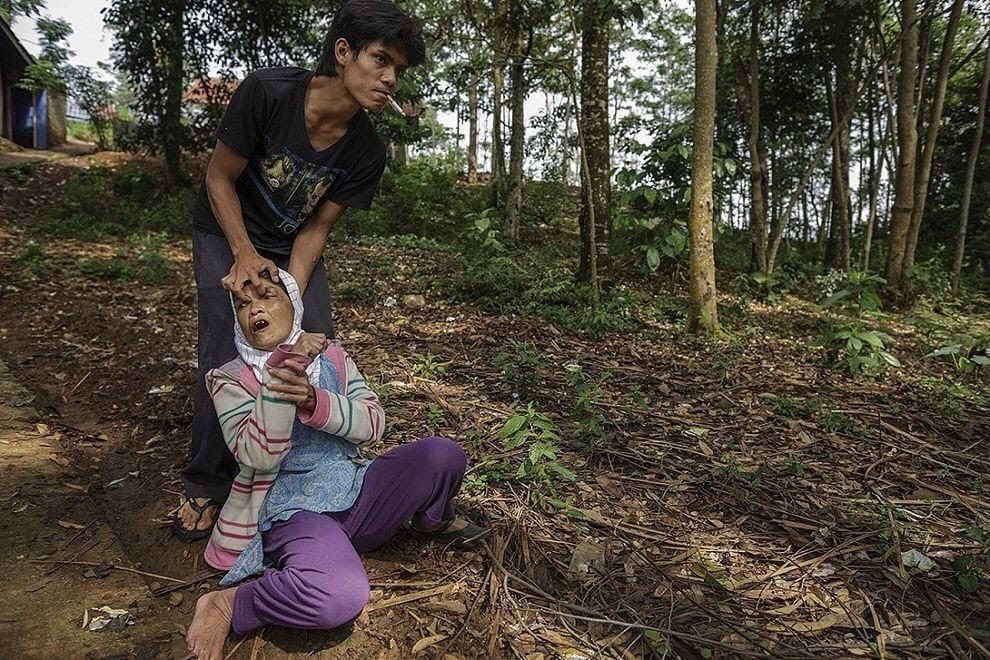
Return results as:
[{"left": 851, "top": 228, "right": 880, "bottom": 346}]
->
[
  {"left": 186, "top": 588, "right": 237, "bottom": 660},
  {"left": 173, "top": 496, "right": 219, "bottom": 540}
]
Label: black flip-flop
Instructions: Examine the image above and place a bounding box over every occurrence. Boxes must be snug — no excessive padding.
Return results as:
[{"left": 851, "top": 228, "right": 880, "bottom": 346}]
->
[
  {"left": 432, "top": 518, "right": 489, "bottom": 542},
  {"left": 171, "top": 496, "right": 220, "bottom": 542},
  {"left": 407, "top": 513, "right": 489, "bottom": 543}
]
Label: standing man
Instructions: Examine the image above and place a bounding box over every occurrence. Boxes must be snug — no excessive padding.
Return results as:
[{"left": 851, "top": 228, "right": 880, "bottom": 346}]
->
[{"left": 174, "top": 0, "right": 425, "bottom": 540}]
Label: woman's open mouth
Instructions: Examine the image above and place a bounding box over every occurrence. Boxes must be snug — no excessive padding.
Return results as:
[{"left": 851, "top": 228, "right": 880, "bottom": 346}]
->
[{"left": 252, "top": 319, "right": 270, "bottom": 332}]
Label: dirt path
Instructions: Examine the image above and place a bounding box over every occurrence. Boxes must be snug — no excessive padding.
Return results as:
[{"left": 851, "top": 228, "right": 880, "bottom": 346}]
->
[
  {"left": 0, "top": 140, "right": 96, "bottom": 170},
  {"left": 0, "top": 355, "right": 182, "bottom": 657}
]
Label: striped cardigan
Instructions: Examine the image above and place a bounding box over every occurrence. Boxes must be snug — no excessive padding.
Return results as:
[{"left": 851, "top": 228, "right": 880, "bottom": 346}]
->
[{"left": 203, "top": 341, "right": 385, "bottom": 569}]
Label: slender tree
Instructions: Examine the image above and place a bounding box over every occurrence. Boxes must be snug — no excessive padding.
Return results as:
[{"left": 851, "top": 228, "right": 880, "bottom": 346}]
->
[
  {"left": 687, "top": 0, "right": 719, "bottom": 334},
  {"left": 490, "top": 0, "right": 508, "bottom": 211},
  {"left": 952, "top": 43, "right": 990, "bottom": 293},
  {"left": 904, "top": 0, "right": 965, "bottom": 269},
  {"left": 886, "top": 0, "right": 920, "bottom": 288},
  {"left": 504, "top": 17, "right": 529, "bottom": 242},
  {"left": 577, "top": 0, "right": 611, "bottom": 281},
  {"left": 467, "top": 67, "right": 480, "bottom": 183},
  {"left": 734, "top": 0, "right": 769, "bottom": 274}
]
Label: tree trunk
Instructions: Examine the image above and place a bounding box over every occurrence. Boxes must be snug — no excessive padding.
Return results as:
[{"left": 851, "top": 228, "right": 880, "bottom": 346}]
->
[
  {"left": 490, "top": 0, "right": 506, "bottom": 212},
  {"left": 826, "top": 74, "right": 852, "bottom": 270},
  {"left": 577, "top": 0, "right": 611, "bottom": 282},
  {"left": 735, "top": 0, "right": 769, "bottom": 274},
  {"left": 952, "top": 44, "right": 990, "bottom": 293},
  {"left": 687, "top": 0, "right": 719, "bottom": 335},
  {"left": 885, "top": 0, "right": 919, "bottom": 288},
  {"left": 862, "top": 85, "right": 879, "bottom": 271},
  {"left": 467, "top": 67, "right": 479, "bottom": 184},
  {"left": 163, "top": 0, "right": 185, "bottom": 186},
  {"left": 816, "top": 190, "right": 831, "bottom": 264},
  {"left": 503, "top": 22, "right": 526, "bottom": 243},
  {"left": 904, "top": 0, "right": 964, "bottom": 269}
]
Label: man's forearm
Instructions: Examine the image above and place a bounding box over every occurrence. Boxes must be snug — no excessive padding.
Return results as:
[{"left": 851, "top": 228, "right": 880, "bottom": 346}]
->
[
  {"left": 207, "top": 175, "right": 255, "bottom": 258},
  {"left": 288, "top": 220, "right": 334, "bottom": 293},
  {"left": 288, "top": 202, "right": 346, "bottom": 292}
]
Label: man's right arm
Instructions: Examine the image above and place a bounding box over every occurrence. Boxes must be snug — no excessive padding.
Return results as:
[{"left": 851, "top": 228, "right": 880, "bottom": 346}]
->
[{"left": 205, "top": 140, "right": 279, "bottom": 298}]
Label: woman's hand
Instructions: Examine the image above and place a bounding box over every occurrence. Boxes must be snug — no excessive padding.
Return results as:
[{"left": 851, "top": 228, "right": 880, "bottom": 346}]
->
[
  {"left": 267, "top": 367, "right": 316, "bottom": 413},
  {"left": 290, "top": 332, "right": 328, "bottom": 359},
  {"left": 221, "top": 252, "right": 280, "bottom": 301}
]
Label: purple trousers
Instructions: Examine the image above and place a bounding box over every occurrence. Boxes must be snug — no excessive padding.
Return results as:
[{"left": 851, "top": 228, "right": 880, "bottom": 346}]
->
[{"left": 230, "top": 436, "right": 467, "bottom": 634}]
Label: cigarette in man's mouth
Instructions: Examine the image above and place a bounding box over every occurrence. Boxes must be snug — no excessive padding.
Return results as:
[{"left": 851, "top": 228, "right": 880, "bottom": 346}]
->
[{"left": 386, "top": 94, "right": 405, "bottom": 115}]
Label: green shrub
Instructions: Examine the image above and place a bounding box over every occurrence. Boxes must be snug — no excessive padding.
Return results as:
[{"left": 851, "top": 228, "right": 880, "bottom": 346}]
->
[
  {"left": 825, "top": 323, "right": 901, "bottom": 375},
  {"left": 732, "top": 270, "right": 793, "bottom": 305},
  {"left": 820, "top": 270, "right": 885, "bottom": 313},
  {"left": 494, "top": 340, "right": 546, "bottom": 402},
  {"left": 79, "top": 254, "right": 135, "bottom": 281},
  {"left": 499, "top": 404, "right": 574, "bottom": 506},
  {"left": 33, "top": 165, "right": 192, "bottom": 240},
  {"left": 904, "top": 256, "right": 953, "bottom": 303},
  {"left": 926, "top": 342, "right": 990, "bottom": 375},
  {"left": 77, "top": 233, "right": 175, "bottom": 284},
  {"left": 14, "top": 240, "right": 47, "bottom": 277}
]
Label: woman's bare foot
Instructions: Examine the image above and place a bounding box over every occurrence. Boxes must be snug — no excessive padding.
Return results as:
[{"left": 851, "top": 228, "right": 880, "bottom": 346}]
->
[{"left": 186, "top": 588, "right": 237, "bottom": 660}]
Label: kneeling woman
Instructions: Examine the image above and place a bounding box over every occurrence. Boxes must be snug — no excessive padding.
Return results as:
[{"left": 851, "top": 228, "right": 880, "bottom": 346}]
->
[{"left": 186, "top": 271, "right": 481, "bottom": 659}]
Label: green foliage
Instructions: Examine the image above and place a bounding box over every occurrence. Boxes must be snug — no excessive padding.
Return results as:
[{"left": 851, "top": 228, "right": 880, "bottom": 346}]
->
[
  {"left": 498, "top": 404, "right": 574, "bottom": 505},
  {"left": 0, "top": 164, "right": 32, "bottom": 185},
  {"left": 493, "top": 340, "right": 546, "bottom": 402},
  {"left": 909, "top": 375, "right": 988, "bottom": 418},
  {"left": 564, "top": 363, "right": 609, "bottom": 450},
  {"left": 16, "top": 16, "right": 72, "bottom": 93},
  {"left": 32, "top": 164, "right": 192, "bottom": 240},
  {"left": 820, "top": 270, "right": 885, "bottom": 313},
  {"left": 613, "top": 182, "right": 690, "bottom": 274},
  {"left": 826, "top": 324, "right": 901, "bottom": 375},
  {"left": 78, "top": 233, "right": 175, "bottom": 284},
  {"left": 732, "top": 270, "right": 793, "bottom": 305},
  {"left": 105, "top": 0, "right": 334, "bottom": 177},
  {"left": 66, "top": 66, "right": 116, "bottom": 150},
  {"left": 363, "top": 160, "right": 463, "bottom": 236},
  {"left": 412, "top": 353, "right": 447, "bottom": 380},
  {"left": 926, "top": 342, "right": 990, "bottom": 374},
  {"left": 467, "top": 207, "right": 505, "bottom": 253},
  {"left": 903, "top": 256, "right": 953, "bottom": 303},
  {"left": 14, "top": 240, "right": 47, "bottom": 277},
  {"left": 953, "top": 526, "right": 990, "bottom": 593},
  {"left": 768, "top": 395, "right": 855, "bottom": 434}
]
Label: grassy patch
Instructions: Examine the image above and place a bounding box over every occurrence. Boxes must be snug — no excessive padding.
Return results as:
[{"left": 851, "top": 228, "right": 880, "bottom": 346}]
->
[
  {"left": 30, "top": 163, "right": 193, "bottom": 240},
  {"left": 76, "top": 234, "right": 175, "bottom": 284}
]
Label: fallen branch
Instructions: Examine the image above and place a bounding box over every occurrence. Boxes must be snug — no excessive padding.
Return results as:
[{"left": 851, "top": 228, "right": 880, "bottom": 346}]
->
[{"left": 28, "top": 559, "right": 185, "bottom": 584}]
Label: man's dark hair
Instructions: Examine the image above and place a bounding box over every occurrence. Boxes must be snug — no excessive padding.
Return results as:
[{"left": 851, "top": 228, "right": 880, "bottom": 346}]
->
[{"left": 316, "top": 0, "right": 425, "bottom": 76}]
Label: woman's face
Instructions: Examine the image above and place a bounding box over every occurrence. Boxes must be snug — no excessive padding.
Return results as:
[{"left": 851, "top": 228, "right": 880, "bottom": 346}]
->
[{"left": 236, "top": 282, "right": 294, "bottom": 351}]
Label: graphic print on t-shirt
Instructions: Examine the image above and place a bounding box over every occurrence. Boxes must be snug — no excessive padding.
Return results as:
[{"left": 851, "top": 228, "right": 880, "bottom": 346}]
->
[{"left": 248, "top": 147, "right": 344, "bottom": 235}]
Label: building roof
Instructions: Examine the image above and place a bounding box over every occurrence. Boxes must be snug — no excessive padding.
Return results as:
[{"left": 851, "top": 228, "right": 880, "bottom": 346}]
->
[
  {"left": 0, "top": 15, "right": 35, "bottom": 69},
  {"left": 183, "top": 77, "right": 240, "bottom": 104}
]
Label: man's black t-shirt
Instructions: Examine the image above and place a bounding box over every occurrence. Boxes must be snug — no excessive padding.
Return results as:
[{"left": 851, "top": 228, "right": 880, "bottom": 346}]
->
[{"left": 193, "top": 67, "right": 386, "bottom": 255}]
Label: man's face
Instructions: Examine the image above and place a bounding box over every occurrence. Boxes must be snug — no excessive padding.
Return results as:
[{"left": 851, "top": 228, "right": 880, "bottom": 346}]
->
[
  {"left": 337, "top": 39, "right": 409, "bottom": 112},
  {"left": 235, "top": 282, "right": 294, "bottom": 351}
]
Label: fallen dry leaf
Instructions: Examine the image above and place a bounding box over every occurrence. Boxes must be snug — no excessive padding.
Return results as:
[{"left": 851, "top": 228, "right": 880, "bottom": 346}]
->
[
  {"left": 411, "top": 634, "right": 447, "bottom": 654},
  {"left": 57, "top": 519, "right": 86, "bottom": 529}
]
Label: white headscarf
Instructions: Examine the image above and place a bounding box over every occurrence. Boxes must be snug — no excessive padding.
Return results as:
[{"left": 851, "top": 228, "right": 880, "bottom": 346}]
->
[{"left": 231, "top": 268, "right": 321, "bottom": 387}]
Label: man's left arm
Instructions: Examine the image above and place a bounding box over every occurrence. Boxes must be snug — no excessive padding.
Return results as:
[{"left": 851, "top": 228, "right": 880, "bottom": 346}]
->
[{"left": 288, "top": 200, "right": 347, "bottom": 293}]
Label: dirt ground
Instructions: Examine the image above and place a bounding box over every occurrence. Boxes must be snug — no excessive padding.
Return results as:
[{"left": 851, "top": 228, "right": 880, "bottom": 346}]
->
[{"left": 0, "top": 153, "right": 988, "bottom": 658}]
